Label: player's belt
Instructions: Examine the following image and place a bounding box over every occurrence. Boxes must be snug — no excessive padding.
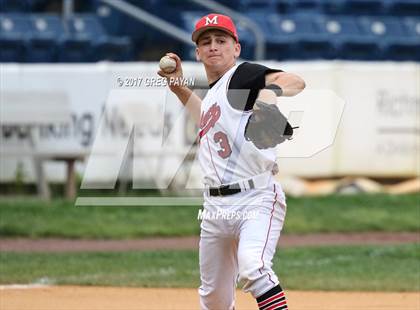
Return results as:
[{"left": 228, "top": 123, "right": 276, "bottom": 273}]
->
[
  {"left": 208, "top": 179, "right": 255, "bottom": 197},
  {"left": 206, "top": 171, "right": 274, "bottom": 197}
]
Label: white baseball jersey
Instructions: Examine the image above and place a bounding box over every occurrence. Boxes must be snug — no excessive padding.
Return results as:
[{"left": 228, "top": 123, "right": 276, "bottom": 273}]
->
[{"left": 198, "top": 64, "right": 277, "bottom": 187}]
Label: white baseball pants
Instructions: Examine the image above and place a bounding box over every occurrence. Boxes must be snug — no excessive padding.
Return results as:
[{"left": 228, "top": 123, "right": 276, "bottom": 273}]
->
[{"left": 198, "top": 183, "right": 287, "bottom": 310}]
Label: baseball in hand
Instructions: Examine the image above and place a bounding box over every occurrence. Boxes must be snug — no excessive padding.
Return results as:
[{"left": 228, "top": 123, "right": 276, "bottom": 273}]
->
[{"left": 159, "top": 56, "right": 177, "bottom": 73}]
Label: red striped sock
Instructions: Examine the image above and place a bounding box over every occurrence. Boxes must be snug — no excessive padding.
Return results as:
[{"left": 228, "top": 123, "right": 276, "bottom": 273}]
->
[{"left": 256, "top": 285, "right": 288, "bottom": 310}]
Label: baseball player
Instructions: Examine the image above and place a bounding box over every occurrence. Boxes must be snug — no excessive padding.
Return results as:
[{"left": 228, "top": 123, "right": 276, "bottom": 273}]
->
[{"left": 158, "top": 13, "right": 305, "bottom": 310}]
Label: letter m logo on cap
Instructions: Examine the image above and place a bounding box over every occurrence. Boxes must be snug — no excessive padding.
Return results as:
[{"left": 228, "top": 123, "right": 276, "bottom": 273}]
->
[
  {"left": 205, "top": 15, "right": 218, "bottom": 26},
  {"left": 192, "top": 13, "right": 238, "bottom": 43}
]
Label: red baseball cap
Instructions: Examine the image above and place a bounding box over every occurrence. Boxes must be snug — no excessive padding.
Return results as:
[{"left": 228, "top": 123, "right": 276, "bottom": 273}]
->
[{"left": 192, "top": 13, "right": 238, "bottom": 43}]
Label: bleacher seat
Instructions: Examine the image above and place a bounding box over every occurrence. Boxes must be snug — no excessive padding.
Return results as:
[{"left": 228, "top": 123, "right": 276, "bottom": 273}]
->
[
  {"left": 263, "top": 13, "right": 334, "bottom": 60},
  {"left": 323, "top": 0, "right": 387, "bottom": 15},
  {"left": 341, "top": 0, "right": 386, "bottom": 15},
  {"left": 239, "top": 0, "right": 277, "bottom": 12},
  {"left": 0, "top": 0, "right": 29, "bottom": 12},
  {"left": 403, "top": 16, "right": 420, "bottom": 60},
  {"left": 148, "top": 0, "right": 203, "bottom": 13},
  {"left": 114, "top": 0, "right": 187, "bottom": 42},
  {"left": 0, "top": 14, "right": 28, "bottom": 62},
  {"left": 246, "top": 12, "right": 298, "bottom": 60},
  {"left": 95, "top": 36, "right": 133, "bottom": 62},
  {"left": 93, "top": 3, "right": 125, "bottom": 36},
  {"left": 287, "top": 14, "right": 335, "bottom": 59},
  {"left": 359, "top": 16, "right": 420, "bottom": 60},
  {"left": 285, "top": 0, "right": 323, "bottom": 13},
  {"left": 322, "top": 0, "right": 347, "bottom": 14},
  {"left": 235, "top": 19, "right": 256, "bottom": 60},
  {"left": 318, "top": 15, "right": 382, "bottom": 60},
  {"left": 387, "top": 0, "right": 420, "bottom": 16},
  {"left": 1, "top": 0, "right": 419, "bottom": 62},
  {"left": 26, "top": 14, "right": 63, "bottom": 62},
  {"left": 179, "top": 11, "right": 203, "bottom": 60},
  {"left": 93, "top": 2, "right": 150, "bottom": 59},
  {"left": 0, "top": 13, "right": 133, "bottom": 63},
  {"left": 274, "top": 0, "right": 290, "bottom": 14},
  {"left": 60, "top": 14, "right": 132, "bottom": 62},
  {"left": 404, "top": 17, "right": 420, "bottom": 37},
  {"left": 58, "top": 37, "right": 91, "bottom": 62},
  {"left": 0, "top": 0, "right": 47, "bottom": 12},
  {"left": 216, "top": 0, "right": 243, "bottom": 10}
]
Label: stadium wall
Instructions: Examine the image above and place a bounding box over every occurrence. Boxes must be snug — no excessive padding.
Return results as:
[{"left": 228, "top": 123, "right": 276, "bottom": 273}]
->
[{"left": 0, "top": 61, "right": 418, "bottom": 184}]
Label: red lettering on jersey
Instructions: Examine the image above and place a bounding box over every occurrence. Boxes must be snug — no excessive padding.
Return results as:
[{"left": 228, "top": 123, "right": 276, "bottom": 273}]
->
[{"left": 199, "top": 103, "right": 221, "bottom": 138}]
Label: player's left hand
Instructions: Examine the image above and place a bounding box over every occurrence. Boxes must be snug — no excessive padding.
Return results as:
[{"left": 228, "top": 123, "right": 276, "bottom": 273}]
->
[{"left": 244, "top": 101, "right": 295, "bottom": 149}]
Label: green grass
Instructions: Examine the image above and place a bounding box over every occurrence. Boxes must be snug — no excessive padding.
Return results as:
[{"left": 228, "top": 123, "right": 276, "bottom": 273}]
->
[
  {"left": 0, "top": 244, "right": 418, "bottom": 291},
  {"left": 0, "top": 199, "right": 201, "bottom": 238},
  {"left": 284, "top": 193, "right": 420, "bottom": 233},
  {"left": 0, "top": 193, "right": 418, "bottom": 238}
]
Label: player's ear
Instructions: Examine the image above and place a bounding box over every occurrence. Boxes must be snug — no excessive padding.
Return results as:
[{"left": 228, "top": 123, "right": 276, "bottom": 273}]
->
[
  {"left": 195, "top": 47, "right": 201, "bottom": 62},
  {"left": 234, "top": 42, "right": 241, "bottom": 59}
]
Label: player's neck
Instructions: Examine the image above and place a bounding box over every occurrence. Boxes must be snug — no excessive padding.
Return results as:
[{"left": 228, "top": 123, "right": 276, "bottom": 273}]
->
[{"left": 205, "top": 62, "right": 235, "bottom": 85}]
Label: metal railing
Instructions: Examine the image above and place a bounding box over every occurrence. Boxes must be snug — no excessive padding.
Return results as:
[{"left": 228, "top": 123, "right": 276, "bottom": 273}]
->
[
  {"left": 64, "top": 0, "right": 265, "bottom": 59},
  {"left": 63, "top": 0, "right": 74, "bottom": 21},
  {"left": 99, "top": 0, "right": 195, "bottom": 47}
]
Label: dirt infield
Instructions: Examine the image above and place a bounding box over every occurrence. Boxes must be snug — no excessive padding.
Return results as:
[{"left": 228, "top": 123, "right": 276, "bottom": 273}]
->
[
  {"left": 1, "top": 232, "right": 418, "bottom": 252},
  {"left": 0, "top": 286, "right": 419, "bottom": 310}
]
